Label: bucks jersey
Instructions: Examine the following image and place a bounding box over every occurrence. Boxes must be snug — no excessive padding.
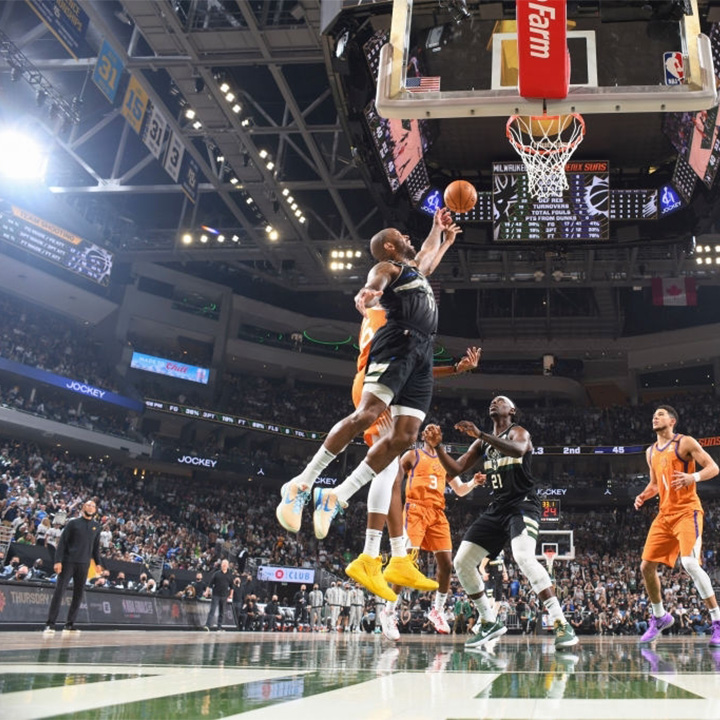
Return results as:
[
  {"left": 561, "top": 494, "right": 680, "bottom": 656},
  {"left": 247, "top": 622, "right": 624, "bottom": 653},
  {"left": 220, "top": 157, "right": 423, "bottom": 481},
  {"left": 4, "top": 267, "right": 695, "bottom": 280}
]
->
[
  {"left": 381, "top": 262, "right": 437, "bottom": 336},
  {"left": 481, "top": 424, "right": 539, "bottom": 507}
]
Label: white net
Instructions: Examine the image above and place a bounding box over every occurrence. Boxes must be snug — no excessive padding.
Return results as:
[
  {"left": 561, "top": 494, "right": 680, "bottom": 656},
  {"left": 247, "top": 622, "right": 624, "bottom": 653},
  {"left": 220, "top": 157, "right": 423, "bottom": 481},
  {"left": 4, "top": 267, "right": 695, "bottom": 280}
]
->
[{"left": 506, "top": 113, "right": 585, "bottom": 200}]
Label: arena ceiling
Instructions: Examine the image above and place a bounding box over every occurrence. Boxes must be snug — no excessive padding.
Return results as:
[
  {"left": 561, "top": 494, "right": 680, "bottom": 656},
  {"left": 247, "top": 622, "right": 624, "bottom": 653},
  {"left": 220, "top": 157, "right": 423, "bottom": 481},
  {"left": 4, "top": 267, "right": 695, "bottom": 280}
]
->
[{"left": 1, "top": 0, "right": 720, "bottom": 334}]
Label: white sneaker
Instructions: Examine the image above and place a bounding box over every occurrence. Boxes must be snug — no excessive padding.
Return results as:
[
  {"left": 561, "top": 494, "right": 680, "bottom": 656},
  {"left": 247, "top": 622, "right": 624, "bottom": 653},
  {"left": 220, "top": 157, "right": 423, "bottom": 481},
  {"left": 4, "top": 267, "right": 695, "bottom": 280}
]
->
[
  {"left": 378, "top": 607, "right": 400, "bottom": 641},
  {"left": 42, "top": 625, "right": 56, "bottom": 636},
  {"left": 428, "top": 608, "right": 451, "bottom": 634}
]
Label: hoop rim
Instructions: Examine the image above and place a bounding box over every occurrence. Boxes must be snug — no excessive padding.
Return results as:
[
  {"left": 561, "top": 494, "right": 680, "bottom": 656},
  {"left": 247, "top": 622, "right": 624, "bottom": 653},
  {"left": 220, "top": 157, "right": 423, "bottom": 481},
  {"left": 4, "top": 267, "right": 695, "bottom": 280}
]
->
[{"left": 506, "top": 112, "right": 586, "bottom": 156}]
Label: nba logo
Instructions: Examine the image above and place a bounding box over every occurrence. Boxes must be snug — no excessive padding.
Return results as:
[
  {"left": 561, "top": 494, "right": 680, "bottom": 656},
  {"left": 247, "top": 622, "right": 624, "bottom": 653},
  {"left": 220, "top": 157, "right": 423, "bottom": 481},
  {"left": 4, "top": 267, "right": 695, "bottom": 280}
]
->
[{"left": 663, "top": 52, "right": 685, "bottom": 85}]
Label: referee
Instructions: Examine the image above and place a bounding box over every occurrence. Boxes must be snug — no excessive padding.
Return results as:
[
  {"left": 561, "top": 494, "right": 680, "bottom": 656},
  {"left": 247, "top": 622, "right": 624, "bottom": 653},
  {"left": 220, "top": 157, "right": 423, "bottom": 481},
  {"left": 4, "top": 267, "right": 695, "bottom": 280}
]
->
[{"left": 43, "top": 499, "right": 103, "bottom": 635}]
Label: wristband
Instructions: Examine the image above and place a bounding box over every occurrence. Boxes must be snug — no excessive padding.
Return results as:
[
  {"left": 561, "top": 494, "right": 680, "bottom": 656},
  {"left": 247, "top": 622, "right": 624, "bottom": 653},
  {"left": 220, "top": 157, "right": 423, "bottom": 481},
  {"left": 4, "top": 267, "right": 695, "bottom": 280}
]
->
[{"left": 692, "top": 472, "right": 701, "bottom": 483}]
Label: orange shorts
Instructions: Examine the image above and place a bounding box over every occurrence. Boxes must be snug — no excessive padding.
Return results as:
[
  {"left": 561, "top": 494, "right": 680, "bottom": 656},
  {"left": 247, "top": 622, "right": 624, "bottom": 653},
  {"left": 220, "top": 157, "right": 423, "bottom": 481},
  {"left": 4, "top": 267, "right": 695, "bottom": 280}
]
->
[
  {"left": 642, "top": 510, "right": 704, "bottom": 568},
  {"left": 404, "top": 503, "right": 452, "bottom": 553},
  {"left": 352, "top": 370, "right": 391, "bottom": 447}
]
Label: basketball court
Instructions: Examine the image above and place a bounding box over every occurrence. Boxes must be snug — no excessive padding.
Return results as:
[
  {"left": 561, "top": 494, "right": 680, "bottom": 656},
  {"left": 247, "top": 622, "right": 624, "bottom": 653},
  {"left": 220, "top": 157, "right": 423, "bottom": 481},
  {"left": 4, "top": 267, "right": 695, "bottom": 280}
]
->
[{"left": 1, "top": 631, "right": 719, "bottom": 719}]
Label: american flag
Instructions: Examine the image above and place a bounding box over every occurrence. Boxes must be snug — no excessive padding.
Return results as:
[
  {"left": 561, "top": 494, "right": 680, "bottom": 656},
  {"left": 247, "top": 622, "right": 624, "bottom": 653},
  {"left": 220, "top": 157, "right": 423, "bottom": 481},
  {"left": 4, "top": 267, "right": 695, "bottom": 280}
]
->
[{"left": 405, "top": 76, "right": 441, "bottom": 93}]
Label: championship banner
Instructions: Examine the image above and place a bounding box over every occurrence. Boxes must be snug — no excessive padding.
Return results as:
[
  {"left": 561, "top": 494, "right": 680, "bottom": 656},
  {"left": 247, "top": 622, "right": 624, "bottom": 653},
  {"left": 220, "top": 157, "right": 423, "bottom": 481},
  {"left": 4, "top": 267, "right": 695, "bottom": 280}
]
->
[
  {"left": 142, "top": 103, "right": 168, "bottom": 160},
  {"left": 121, "top": 75, "right": 149, "bottom": 135},
  {"left": 163, "top": 130, "right": 185, "bottom": 183},
  {"left": 25, "top": 0, "right": 89, "bottom": 60},
  {"left": 92, "top": 39, "right": 124, "bottom": 103},
  {"left": 180, "top": 154, "right": 200, "bottom": 204}
]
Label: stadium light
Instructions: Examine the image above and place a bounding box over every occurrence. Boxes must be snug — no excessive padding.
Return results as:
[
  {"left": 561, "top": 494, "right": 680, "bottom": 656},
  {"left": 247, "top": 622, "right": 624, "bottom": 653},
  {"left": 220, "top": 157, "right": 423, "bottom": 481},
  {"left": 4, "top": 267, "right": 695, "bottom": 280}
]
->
[{"left": 0, "top": 129, "right": 48, "bottom": 180}]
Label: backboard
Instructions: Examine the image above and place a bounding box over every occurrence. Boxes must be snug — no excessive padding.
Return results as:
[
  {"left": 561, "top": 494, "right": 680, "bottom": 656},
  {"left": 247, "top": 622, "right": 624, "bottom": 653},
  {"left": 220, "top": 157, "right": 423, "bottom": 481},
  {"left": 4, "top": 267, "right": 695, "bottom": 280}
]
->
[{"left": 376, "top": 0, "right": 716, "bottom": 119}]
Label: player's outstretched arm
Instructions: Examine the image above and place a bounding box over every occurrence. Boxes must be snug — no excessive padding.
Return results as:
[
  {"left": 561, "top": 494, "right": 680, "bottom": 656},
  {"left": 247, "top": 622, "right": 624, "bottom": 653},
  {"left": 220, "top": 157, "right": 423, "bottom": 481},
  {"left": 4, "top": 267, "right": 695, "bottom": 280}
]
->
[
  {"left": 448, "top": 473, "right": 484, "bottom": 497},
  {"left": 415, "top": 207, "right": 453, "bottom": 275},
  {"left": 455, "top": 421, "right": 531, "bottom": 458},
  {"left": 432, "top": 346, "right": 481, "bottom": 378},
  {"left": 422, "top": 222, "right": 462, "bottom": 276},
  {"left": 671, "top": 436, "right": 720, "bottom": 489}
]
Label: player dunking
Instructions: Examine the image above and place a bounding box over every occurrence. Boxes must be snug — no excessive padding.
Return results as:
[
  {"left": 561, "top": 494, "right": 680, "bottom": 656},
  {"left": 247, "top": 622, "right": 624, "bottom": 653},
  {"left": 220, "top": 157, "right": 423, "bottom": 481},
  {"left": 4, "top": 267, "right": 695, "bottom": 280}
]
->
[
  {"left": 378, "top": 424, "right": 483, "bottom": 638},
  {"left": 276, "top": 208, "right": 457, "bottom": 548},
  {"left": 433, "top": 396, "right": 579, "bottom": 651},
  {"left": 634, "top": 405, "right": 720, "bottom": 645}
]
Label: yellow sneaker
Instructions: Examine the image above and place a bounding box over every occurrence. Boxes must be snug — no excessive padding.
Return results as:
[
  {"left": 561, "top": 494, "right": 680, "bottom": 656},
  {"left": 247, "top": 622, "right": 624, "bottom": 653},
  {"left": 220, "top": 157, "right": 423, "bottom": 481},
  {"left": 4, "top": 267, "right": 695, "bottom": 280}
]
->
[
  {"left": 382, "top": 554, "right": 439, "bottom": 592},
  {"left": 346, "top": 553, "right": 397, "bottom": 602}
]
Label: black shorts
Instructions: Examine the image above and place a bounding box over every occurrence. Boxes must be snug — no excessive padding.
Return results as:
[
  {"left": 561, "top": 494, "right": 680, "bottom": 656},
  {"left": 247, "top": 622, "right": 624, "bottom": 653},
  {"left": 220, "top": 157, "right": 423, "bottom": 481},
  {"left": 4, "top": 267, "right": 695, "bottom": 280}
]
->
[
  {"left": 364, "top": 324, "right": 434, "bottom": 415},
  {"left": 462, "top": 498, "right": 541, "bottom": 558}
]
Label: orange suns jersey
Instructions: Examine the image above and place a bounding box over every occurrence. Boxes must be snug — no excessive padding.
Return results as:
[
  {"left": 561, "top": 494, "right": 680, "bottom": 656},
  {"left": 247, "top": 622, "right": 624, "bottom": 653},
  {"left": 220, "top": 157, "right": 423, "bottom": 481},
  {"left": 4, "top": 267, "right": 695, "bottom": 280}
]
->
[
  {"left": 405, "top": 448, "right": 448, "bottom": 509},
  {"left": 649, "top": 434, "right": 702, "bottom": 517},
  {"left": 351, "top": 307, "right": 389, "bottom": 446}
]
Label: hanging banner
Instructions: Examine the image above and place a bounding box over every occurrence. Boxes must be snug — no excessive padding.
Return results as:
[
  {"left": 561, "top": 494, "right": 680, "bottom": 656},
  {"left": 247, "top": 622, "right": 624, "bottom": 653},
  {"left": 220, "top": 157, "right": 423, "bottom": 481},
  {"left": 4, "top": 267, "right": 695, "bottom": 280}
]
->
[
  {"left": 163, "top": 130, "right": 185, "bottom": 183},
  {"left": 142, "top": 102, "right": 168, "bottom": 159},
  {"left": 180, "top": 154, "right": 200, "bottom": 204},
  {"left": 92, "top": 39, "right": 124, "bottom": 103},
  {"left": 121, "top": 75, "right": 149, "bottom": 135},
  {"left": 25, "top": 0, "right": 89, "bottom": 60}
]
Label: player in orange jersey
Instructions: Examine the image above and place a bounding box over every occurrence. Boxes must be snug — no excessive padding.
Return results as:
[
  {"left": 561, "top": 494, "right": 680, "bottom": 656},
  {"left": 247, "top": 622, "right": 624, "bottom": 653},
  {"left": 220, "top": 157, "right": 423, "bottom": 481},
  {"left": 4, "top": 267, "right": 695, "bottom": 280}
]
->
[
  {"left": 634, "top": 405, "right": 720, "bottom": 645},
  {"left": 378, "top": 424, "right": 483, "bottom": 635}
]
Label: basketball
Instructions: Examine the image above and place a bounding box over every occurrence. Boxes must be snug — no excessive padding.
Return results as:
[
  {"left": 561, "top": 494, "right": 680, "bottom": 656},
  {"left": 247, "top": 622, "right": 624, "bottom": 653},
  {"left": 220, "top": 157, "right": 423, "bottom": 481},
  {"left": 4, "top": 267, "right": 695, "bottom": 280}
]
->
[{"left": 444, "top": 180, "right": 477, "bottom": 214}]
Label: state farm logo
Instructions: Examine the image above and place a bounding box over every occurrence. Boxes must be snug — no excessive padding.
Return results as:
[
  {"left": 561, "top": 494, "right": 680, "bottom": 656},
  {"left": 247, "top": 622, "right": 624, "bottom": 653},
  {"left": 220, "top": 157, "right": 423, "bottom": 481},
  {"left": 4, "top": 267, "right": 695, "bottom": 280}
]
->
[{"left": 0, "top": 590, "right": 6, "bottom": 613}]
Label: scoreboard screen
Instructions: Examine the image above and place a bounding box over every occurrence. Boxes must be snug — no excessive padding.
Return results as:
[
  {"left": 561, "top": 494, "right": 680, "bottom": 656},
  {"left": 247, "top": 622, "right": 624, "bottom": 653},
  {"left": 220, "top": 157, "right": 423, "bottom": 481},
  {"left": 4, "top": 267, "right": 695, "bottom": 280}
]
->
[
  {"left": 541, "top": 499, "right": 561, "bottom": 523},
  {"left": 492, "top": 161, "right": 610, "bottom": 242}
]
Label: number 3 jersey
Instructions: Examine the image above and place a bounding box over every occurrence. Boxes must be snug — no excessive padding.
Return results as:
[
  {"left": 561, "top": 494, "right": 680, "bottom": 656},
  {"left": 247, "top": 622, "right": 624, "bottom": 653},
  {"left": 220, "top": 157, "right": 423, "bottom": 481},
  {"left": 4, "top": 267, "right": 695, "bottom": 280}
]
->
[
  {"left": 405, "top": 448, "right": 448, "bottom": 509},
  {"left": 481, "top": 424, "right": 540, "bottom": 508},
  {"left": 649, "top": 433, "right": 701, "bottom": 517}
]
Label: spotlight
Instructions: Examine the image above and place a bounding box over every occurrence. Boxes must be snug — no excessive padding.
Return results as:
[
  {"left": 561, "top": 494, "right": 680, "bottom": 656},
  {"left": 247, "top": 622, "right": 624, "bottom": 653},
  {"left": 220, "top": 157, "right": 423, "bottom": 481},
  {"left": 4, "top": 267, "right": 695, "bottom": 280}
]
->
[
  {"left": 229, "top": 177, "right": 239, "bottom": 185},
  {"left": 217, "top": 235, "right": 225, "bottom": 242},
  {"left": 287, "top": 195, "right": 294, "bottom": 204},
  {"left": 232, "top": 104, "right": 241, "bottom": 113},
  {"left": 216, "top": 155, "right": 225, "bottom": 162},
  {"left": 231, "top": 235, "right": 239, "bottom": 242},
  {"left": 185, "top": 109, "right": 196, "bottom": 119},
  {"left": 200, "top": 234, "right": 208, "bottom": 243},
  {"left": 266, "top": 161, "right": 274, "bottom": 170},
  {"left": 0, "top": 130, "right": 48, "bottom": 180},
  {"left": 299, "top": 216, "right": 306, "bottom": 224},
  {"left": 181, "top": 233, "right": 193, "bottom": 245},
  {"left": 246, "top": 197, "right": 253, "bottom": 204},
  {"left": 220, "top": 82, "right": 230, "bottom": 93},
  {"left": 269, "top": 230, "right": 279, "bottom": 241},
  {"left": 192, "top": 120, "right": 202, "bottom": 129},
  {"left": 282, "top": 188, "right": 290, "bottom": 196},
  {"left": 259, "top": 149, "right": 268, "bottom": 159},
  {"left": 225, "top": 92, "right": 235, "bottom": 102}
]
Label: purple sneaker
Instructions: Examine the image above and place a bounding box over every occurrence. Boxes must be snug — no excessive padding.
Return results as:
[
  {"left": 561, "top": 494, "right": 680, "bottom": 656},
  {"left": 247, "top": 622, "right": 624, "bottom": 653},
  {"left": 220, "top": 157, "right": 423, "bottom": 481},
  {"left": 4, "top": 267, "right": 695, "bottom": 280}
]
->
[
  {"left": 709, "top": 620, "right": 720, "bottom": 648},
  {"left": 640, "top": 613, "right": 674, "bottom": 643}
]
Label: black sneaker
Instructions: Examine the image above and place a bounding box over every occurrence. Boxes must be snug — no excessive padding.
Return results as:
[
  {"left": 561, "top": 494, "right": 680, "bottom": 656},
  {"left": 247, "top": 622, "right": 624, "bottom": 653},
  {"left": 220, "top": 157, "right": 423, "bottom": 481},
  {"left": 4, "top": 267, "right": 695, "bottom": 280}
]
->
[{"left": 62, "top": 624, "right": 81, "bottom": 635}]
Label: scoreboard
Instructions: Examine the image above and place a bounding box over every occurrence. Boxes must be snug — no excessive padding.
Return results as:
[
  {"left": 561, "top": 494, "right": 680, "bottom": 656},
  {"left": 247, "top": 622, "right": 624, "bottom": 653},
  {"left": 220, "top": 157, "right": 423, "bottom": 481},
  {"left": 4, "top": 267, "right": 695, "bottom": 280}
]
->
[{"left": 493, "top": 161, "right": 610, "bottom": 242}]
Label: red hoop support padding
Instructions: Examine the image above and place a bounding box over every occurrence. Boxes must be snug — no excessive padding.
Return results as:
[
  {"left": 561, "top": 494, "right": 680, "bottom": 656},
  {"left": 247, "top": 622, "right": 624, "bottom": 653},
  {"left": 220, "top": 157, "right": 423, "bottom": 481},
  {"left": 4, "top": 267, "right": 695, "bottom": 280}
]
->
[{"left": 517, "top": 0, "right": 570, "bottom": 99}]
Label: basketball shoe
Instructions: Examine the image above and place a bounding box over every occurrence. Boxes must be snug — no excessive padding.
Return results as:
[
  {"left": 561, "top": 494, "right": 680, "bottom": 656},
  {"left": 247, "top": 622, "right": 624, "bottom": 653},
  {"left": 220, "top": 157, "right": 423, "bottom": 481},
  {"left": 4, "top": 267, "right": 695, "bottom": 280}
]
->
[
  {"left": 709, "top": 620, "right": 720, "bottom": 648},
  {"left": 553, "top": 620, "right": 579, "bottom": 649},
  {"left": 313, "top": 488, "right": 345, "bottom": 539},
  {"left": 276, "top": 481, "right": 311, "bottom": 533},
  {"left": 465, "top": 619, "right": 507, "bottom": 649},
  {"left": 378, "top": 606, "right": 400, "bottom": 641},
  {"left": 640, "top": 612, "right": 674, "bottom": 643},
  {"left": 383, "top": 553, "right": 439, "bottom": 592},
  {"left": 427, "top": 607, "right": 451, "bottom": 634},
  {"left": 346, "top": 553, "right": 397, "bottom": 602}
]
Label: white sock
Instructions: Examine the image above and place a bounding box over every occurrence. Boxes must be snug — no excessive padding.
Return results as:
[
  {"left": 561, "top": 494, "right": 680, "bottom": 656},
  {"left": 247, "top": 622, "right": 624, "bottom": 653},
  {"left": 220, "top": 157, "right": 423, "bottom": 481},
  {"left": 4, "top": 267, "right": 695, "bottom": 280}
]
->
[
  {"left": 334, "top": 462, "right": 376, "bottom": 504},
  {"left": 651, "top": 602, "right": 666, "bottom": 618},
  {"left": 389, "top": 536, "right": 407, "bottom": 558},
  {"left": 709, "top": 606, "right": 720, "bottom": 622},
  {"left": 384, "top": 598, "right": 398, "bottom": 614},
  {"left": 544, "top": 595, "right": 564, "bottom": 624},
  {"left": 363, "top": 529, "right": 383, "bottom": 557},
  {"left": 434, "top": 592, "right": 447, "bottom": 612},
  {"left": 473, "top": 593, "right": 495, "bottom": 623},
  {"left": 295, "top": 447, "right": 337, "bottom": 487}
]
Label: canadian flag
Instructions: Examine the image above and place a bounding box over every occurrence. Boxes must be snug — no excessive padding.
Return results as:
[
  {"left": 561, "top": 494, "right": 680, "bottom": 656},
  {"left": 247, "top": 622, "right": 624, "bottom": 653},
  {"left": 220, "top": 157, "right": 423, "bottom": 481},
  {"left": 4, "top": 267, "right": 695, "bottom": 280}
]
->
[{"left": 651, "top": 277, "right": 697, "bottom": 306}]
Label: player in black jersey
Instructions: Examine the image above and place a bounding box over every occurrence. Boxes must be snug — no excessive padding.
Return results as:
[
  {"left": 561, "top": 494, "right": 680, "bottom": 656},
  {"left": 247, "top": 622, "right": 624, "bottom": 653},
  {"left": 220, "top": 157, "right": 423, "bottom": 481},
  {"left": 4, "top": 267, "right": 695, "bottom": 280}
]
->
[
  {"left": 276, "top": 208, "right": 459, "bottom": 541},
  {"left": 430, "top": 396, "right": 579, "bottom": 652}
]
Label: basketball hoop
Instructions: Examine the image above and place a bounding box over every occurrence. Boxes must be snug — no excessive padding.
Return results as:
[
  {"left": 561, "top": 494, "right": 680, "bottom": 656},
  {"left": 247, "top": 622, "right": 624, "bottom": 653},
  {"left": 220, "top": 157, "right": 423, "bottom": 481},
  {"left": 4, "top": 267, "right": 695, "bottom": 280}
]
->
[
  {"left": 506, "top": 113, "right": 585, "bottom": 200},
  {"left": 543, "top": 549, "right": 557, "bottom": 577}
]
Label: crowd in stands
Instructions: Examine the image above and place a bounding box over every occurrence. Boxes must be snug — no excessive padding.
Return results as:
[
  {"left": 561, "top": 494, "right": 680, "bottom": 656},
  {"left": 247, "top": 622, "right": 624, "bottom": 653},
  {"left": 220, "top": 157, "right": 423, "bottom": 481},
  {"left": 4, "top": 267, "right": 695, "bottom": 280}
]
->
[{"left": 2, "top": 435, "right": 719, "bottom": 636}]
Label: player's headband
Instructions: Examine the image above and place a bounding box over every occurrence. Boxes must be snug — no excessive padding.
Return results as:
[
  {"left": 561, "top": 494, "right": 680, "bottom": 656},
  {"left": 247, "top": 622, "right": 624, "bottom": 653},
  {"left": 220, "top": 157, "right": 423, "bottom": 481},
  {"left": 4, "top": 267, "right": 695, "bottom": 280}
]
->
[{"left": 495, "top": 395, "right": 516, "bottom": 410}]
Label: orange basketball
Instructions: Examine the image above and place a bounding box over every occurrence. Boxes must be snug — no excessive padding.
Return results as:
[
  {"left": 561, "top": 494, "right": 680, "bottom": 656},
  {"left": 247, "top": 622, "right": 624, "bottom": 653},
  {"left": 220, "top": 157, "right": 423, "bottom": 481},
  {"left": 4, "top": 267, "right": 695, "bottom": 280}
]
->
[{"left": 443, "top": 180, "right": 477, "bottom": 214}]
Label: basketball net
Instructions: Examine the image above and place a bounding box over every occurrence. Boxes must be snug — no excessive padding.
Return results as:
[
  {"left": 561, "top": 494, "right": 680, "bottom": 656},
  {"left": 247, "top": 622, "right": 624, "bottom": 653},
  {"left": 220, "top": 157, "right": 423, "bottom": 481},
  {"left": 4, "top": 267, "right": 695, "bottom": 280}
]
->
[
  {"left": 506, "top": 113, "right": 585, "bottom": 200},
  {"left": 543, "top": 549, "right": 556, "bottom": 578}
]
